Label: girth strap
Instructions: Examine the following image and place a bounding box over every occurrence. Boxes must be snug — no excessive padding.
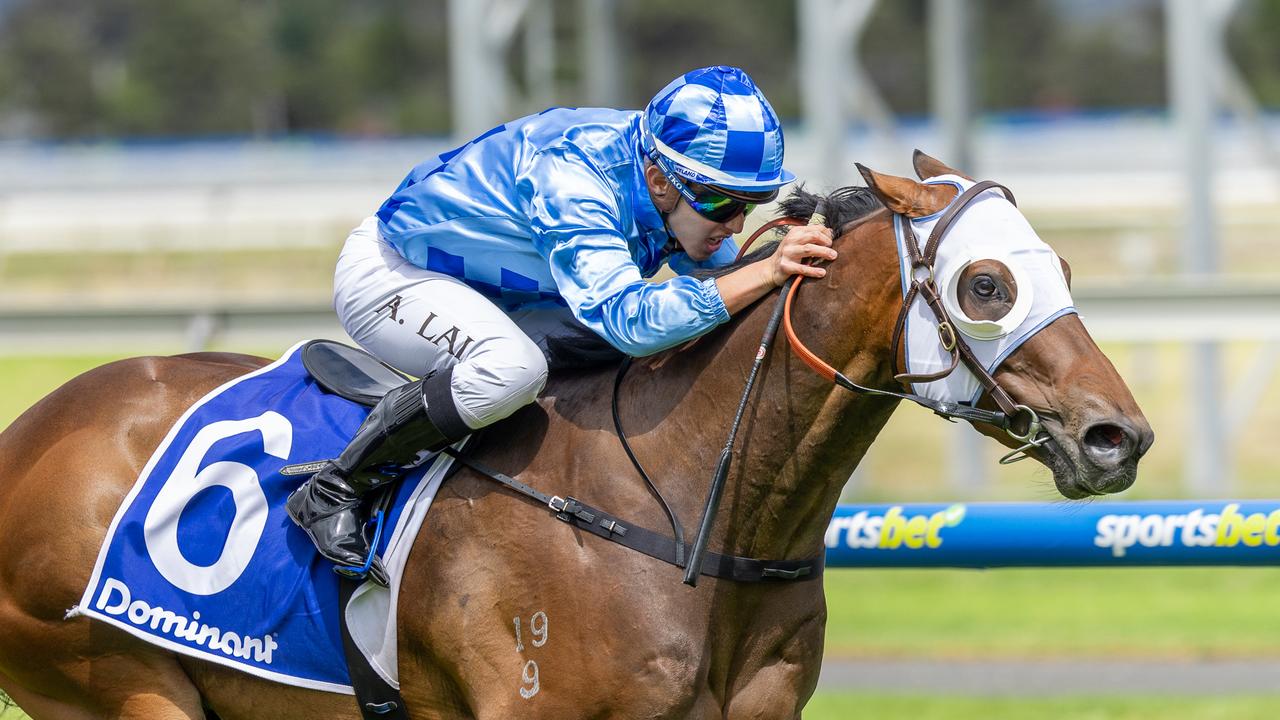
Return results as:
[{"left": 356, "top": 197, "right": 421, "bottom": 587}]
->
[
  {"left": 338, "top": 576, "right": 409, "bottom": 719},
  {"left": 440, "top": 448, "right": 823, "bottom": 583}
]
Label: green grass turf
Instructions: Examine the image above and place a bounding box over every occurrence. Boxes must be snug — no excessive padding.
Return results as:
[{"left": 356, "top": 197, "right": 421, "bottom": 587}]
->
[
  {"left": 804, "top": 693, "right": 1280, "bottom": 719},
  {"left": 5, "top": 353, "right": 1280, "bottom": 663},
  {"left": 822, "top": 567, "right": 1280, "bottom": 659},
  {"left": 3, "top": 353, "right": 1280, "bottom": 716}
]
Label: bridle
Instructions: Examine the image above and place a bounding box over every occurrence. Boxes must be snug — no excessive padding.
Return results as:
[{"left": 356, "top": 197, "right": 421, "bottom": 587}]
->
[
  {"left": 740, "top": 181, "right": 1051, "bottom": 464},
  {"left": 667, "top": 180, "right": 1061, "bottom": 585}
]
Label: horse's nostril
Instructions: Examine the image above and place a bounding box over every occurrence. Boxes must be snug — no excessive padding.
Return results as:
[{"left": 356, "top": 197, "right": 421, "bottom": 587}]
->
[
  {"left": 1082, "top": 422, "right": 1133, "bottom": 466},
  {"left": 1086, "top": 424, "right": 1126, "bottom": 450}
]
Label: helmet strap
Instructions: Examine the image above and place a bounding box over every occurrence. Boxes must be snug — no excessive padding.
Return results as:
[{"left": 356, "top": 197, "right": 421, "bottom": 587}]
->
[
  {"left": 661, "top": 215, "right": 679, "bottom": 254},
  {"left": 643, "top": 156, "right": 681, "bottom": 249}
]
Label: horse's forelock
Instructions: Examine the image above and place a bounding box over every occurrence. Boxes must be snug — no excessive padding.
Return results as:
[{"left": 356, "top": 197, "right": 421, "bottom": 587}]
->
[
  {"left": 778, "top": 184, "right": 882, "bottom": 230},
  {"left": 696, "top": 185, "right": 882, "bottom": 280}
]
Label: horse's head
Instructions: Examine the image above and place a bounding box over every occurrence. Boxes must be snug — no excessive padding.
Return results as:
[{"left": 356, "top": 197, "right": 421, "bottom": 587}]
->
[{"left": 815, "top": 151, "right": 1153, "bottom": 499}]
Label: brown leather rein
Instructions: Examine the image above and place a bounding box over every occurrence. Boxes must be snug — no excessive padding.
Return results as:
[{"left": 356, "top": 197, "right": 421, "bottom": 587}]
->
[{"left": 736, "top": 182, "right": 1049, "bottom": 460}]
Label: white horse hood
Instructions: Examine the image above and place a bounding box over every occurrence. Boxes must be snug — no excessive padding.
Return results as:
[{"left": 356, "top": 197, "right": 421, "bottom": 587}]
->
[{"left": 895, "top": 175, "right": 1077, "bottom": 405}]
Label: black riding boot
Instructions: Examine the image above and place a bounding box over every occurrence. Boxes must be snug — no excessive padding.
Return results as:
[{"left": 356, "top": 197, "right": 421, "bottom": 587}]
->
[{"left": 287, "top": 369, "right": 470, "bottom": 586}]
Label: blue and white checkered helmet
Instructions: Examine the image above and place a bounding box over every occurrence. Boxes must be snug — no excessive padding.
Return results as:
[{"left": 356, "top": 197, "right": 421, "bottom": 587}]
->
[{"left": 641, "top": 66, "right": 795, "bottom": 193}]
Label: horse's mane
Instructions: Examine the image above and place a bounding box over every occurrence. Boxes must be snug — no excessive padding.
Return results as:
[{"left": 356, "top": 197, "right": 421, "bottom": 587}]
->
[
  {"left": 696, "top": 184, "right": 883, "bottom": 277},
  {"left": 778, "top": 183, "right": 882, "bottom": 230}
]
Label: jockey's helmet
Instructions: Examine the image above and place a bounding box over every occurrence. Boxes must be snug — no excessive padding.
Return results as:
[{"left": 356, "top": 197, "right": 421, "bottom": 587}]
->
[{"left": 641, "top": 66, "right": 795, "bottom": 196}]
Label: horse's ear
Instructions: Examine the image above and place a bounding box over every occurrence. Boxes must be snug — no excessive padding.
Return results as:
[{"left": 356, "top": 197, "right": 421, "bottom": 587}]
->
[
  {"left": 856, "top": 163, "right": 956, "bottom": 218},
  {"left": 912, "top": 149, "right": 973, "bottom": 182}
]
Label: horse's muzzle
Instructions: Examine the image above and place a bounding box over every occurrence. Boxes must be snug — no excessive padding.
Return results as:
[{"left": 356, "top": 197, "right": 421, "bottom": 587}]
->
[{"left": 1059, "top": 416, "right": 1154, "bottom": 497}]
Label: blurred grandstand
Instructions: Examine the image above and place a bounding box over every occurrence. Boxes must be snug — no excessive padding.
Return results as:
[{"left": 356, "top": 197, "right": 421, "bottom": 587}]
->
[{"left": 0, "top": 0, "right": 1278, "bottom": 495}]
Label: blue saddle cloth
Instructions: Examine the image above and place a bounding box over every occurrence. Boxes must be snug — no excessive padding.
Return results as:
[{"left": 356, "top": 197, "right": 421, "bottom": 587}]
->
[{"left": 77, "top": 342, "right": 433, "bottom": 694}]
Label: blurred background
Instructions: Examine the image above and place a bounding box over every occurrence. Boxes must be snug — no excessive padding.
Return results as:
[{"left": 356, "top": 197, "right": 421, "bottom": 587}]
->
[{"left": 1, "top": 1, "right": 1279, "bottom": 718}]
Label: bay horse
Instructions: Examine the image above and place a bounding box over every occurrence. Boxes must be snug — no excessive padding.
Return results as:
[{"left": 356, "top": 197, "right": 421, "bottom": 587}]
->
[{"left": 0, "top": 153, "right": 1152, "bottom": 719}]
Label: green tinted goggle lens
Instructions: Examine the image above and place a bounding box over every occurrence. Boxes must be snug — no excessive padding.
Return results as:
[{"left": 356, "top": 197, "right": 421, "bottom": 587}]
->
[{"left": 687, "top": 192, "right": 756, "bottom": 223}]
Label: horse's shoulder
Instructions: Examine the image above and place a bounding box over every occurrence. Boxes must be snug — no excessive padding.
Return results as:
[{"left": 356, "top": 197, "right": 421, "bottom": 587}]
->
[{"left": 538, "top": 366, "right": 620, "bottom": 428}]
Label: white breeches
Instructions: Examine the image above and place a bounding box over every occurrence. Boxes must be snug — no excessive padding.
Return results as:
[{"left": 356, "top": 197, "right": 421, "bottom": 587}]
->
[{"left": 334, "top": 217, "right": 551, "bottom": 430}]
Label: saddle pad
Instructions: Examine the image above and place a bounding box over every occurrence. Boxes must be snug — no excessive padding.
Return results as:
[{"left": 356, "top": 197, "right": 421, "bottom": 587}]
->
[{"left": 74, "top": 341, "right": 450, "bottom": 694}]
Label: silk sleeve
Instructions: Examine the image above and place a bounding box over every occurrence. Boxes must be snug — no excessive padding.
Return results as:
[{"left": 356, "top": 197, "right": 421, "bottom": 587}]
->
[{"left": 518, "top": 146, "right": 730, "bottom": 356}]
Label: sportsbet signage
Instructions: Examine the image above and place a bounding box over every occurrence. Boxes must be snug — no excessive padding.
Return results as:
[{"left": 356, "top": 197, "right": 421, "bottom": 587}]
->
[
  {"left": 825, "top": 504, "right": 967, "bottom": 550},
  {"left": 1095, "top": 503, "right": 1280, "bottom": 557},
  {"left": 823, "top": 501, "right": 1280, "bottom": 567}
]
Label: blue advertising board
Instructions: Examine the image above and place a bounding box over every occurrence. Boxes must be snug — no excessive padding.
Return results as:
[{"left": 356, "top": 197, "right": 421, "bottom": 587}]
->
[{"left": 825, "top": 501, "right": 1280, "bottom": 567}]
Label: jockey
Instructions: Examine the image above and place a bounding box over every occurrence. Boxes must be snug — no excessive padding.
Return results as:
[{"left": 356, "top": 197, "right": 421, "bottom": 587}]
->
[{"left": 287, "top": 65, "right": 837, "bottom": 585}]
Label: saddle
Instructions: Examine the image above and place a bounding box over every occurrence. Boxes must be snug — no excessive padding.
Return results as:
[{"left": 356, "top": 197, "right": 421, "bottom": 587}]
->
[{"left": 301, "top": 339, "right": 409, "bottom": 408}]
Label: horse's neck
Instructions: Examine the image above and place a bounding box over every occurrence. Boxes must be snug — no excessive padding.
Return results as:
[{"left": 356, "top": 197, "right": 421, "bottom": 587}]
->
[
  {"left": 623, "top": 245, "right": 902, "bottom": 560},
  {"left": 525, "top": 214, "right": 901, "bottom": 562}
]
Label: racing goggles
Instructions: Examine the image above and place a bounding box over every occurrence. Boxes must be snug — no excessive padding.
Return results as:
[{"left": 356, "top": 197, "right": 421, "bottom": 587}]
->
[{"left": 650, "top": 152, "right": 778, "bottom": 223}]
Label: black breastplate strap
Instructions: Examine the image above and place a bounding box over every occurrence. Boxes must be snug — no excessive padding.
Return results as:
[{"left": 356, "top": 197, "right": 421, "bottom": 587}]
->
[{"left": 440, "top": 448, "right": 823, "bottom": 583}]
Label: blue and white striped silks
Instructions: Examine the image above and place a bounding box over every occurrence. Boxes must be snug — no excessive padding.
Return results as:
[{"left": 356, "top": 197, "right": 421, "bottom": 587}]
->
[
  {"left": 373, "top": 107, "right": 738, "bottom": 358},
  {"left": 76, "top": 342, "right": 447, "bottom": 694}
]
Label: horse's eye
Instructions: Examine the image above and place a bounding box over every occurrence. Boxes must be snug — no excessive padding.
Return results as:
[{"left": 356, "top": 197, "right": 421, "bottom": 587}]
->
[{"left": 972, "top": 276, "right": 997, "bottom": 298}]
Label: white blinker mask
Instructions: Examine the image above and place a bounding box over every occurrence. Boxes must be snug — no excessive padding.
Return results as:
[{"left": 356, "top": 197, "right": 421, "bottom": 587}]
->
[{"left": 894, "top": 175, "right": 1077, "bottom": 406}]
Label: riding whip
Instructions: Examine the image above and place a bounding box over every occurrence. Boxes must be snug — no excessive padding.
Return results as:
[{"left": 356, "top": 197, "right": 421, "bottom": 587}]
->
[{"left": 683, "top": 200, "right": 828, "bottom": 587}]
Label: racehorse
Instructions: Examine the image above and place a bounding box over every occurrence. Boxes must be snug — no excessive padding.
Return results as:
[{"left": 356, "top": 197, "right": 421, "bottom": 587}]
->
[{"left": 0, "top": 153, "right": 1152, "bottom": 719}]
